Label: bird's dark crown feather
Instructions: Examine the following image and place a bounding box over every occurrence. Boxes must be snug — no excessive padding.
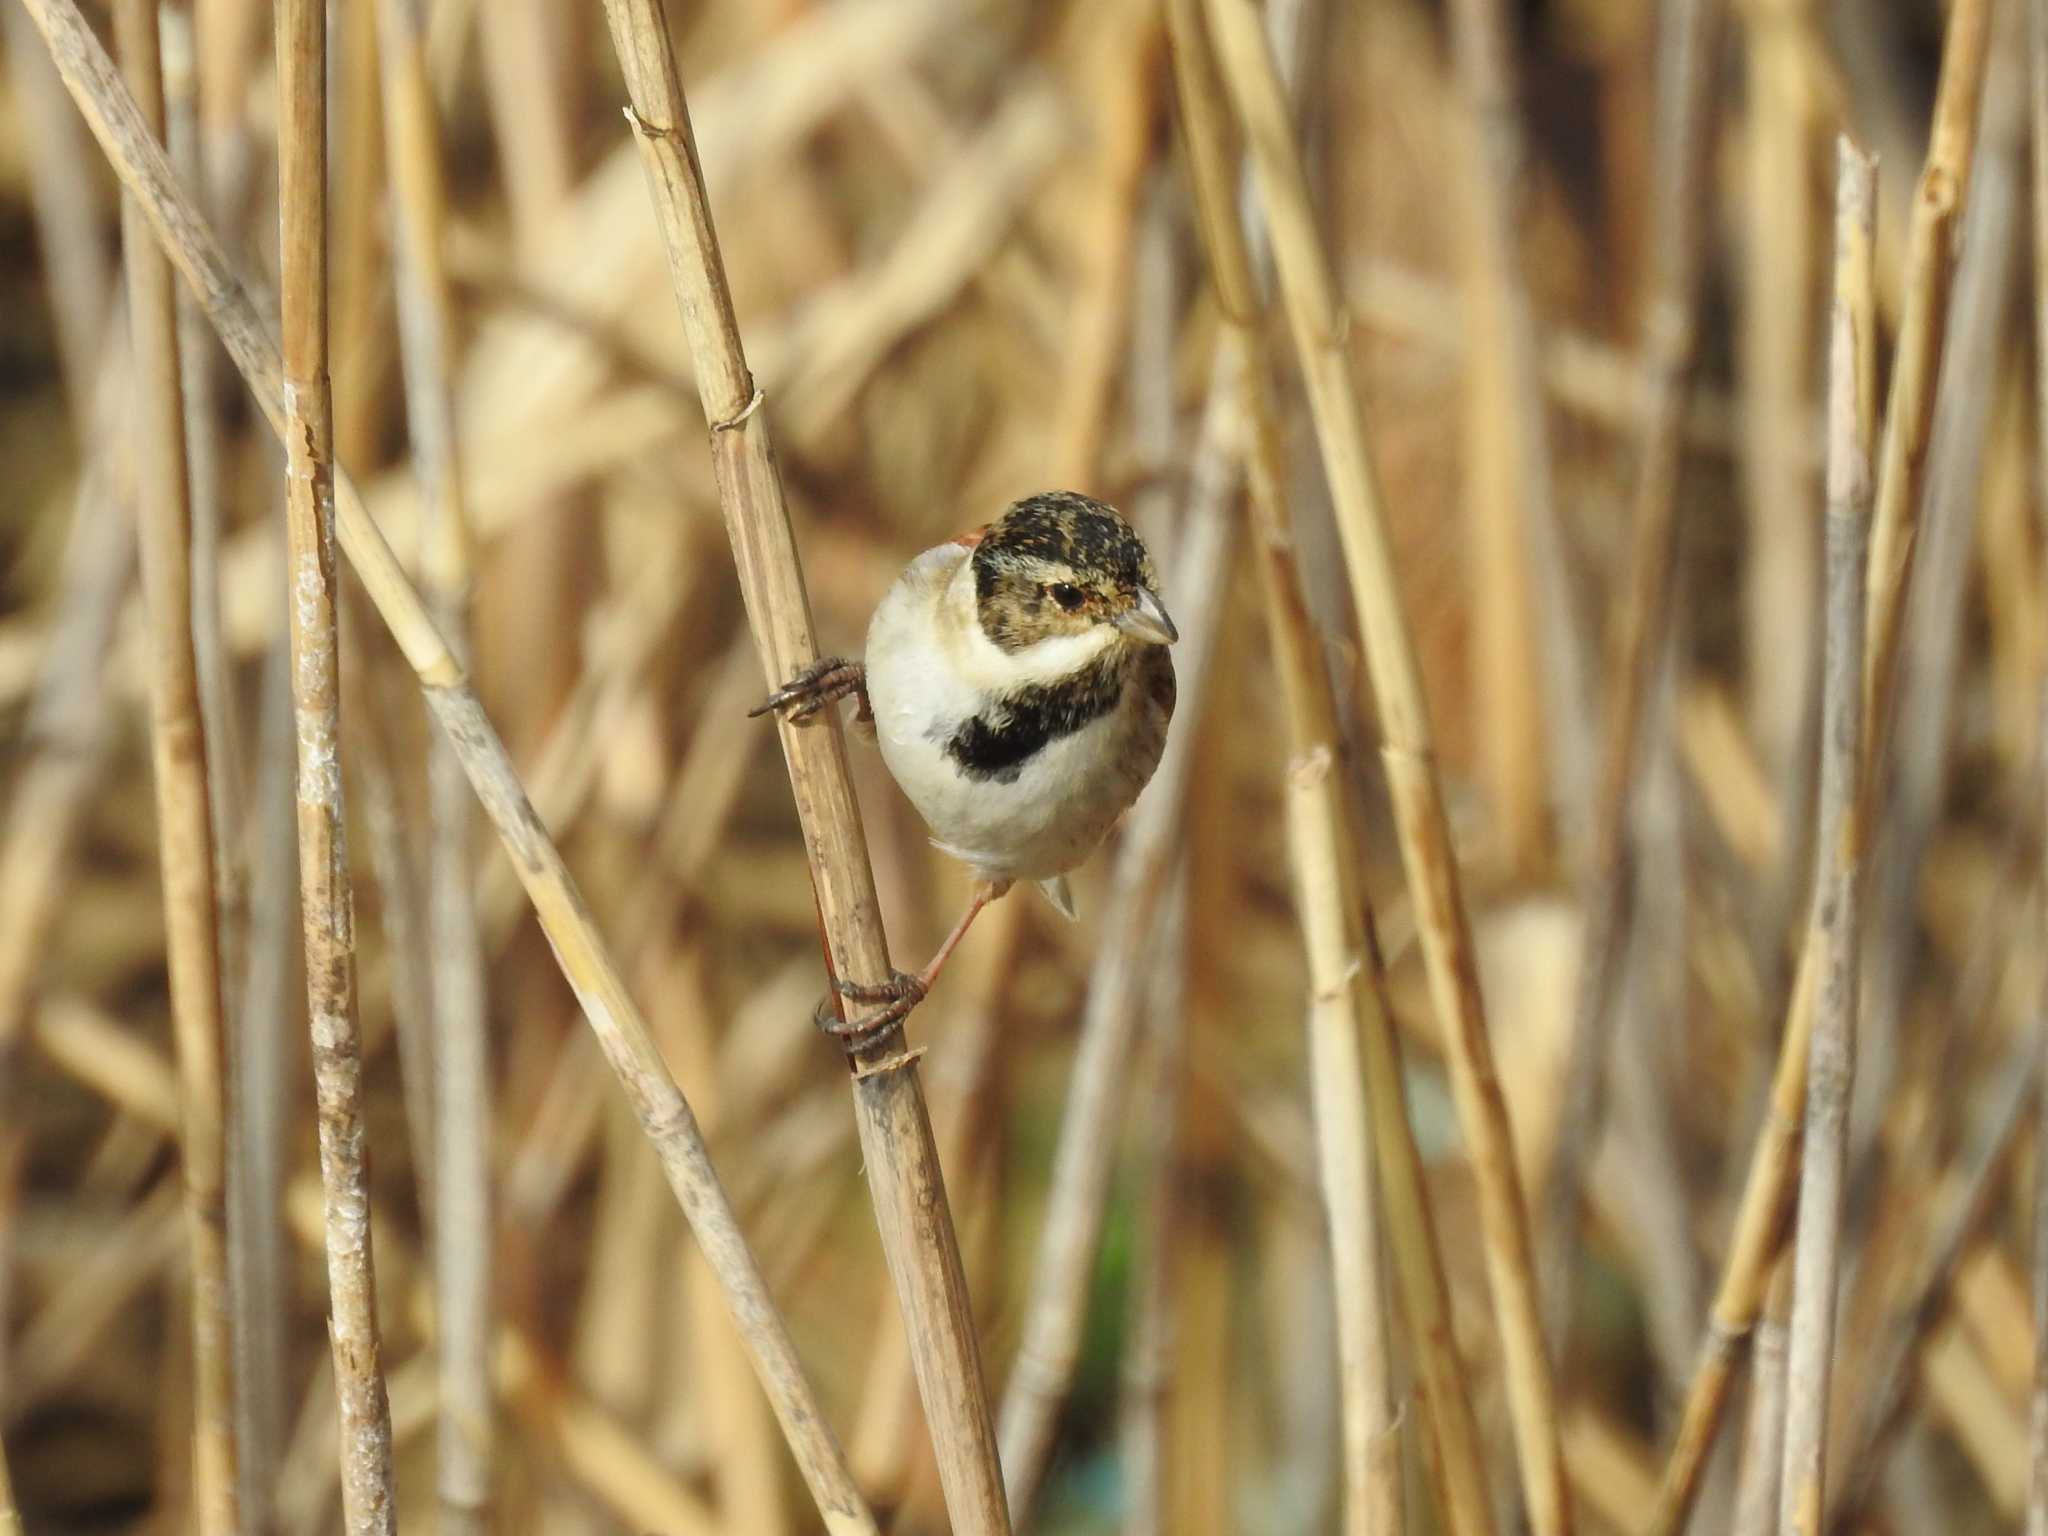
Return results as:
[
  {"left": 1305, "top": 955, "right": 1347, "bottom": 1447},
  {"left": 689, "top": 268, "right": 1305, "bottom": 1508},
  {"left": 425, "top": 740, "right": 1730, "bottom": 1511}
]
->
[{"left": 971, "top": 491, "right": 1160, "bottom": 653}]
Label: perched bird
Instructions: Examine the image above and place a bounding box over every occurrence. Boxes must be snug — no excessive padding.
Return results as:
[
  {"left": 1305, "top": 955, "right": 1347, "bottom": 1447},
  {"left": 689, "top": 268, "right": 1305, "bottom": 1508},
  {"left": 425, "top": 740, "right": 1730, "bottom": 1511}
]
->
[{"left": 753, "top": 490, "right": 1179, "bottom": 1037}]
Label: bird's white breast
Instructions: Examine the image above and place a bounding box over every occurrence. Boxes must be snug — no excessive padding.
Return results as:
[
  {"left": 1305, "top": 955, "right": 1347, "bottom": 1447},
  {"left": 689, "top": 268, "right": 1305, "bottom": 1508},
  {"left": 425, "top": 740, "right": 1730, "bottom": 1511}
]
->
[{"left": 863, "top": 542, "right": 1164, "bottom": 884}]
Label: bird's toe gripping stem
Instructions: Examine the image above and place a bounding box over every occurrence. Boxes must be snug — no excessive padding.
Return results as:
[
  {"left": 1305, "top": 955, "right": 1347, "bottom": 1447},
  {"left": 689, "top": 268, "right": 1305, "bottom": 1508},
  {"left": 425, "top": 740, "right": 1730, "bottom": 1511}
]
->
[
  {"left": 813, "top": 969, "right": 927, "bottom": 1047},
  {"left": 749, "top": 656, "right": 870, "bottom": 724}
]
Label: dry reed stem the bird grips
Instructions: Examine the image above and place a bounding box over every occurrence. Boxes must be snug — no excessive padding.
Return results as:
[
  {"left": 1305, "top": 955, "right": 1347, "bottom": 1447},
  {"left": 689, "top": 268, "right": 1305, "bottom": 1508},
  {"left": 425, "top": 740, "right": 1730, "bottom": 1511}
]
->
[{"left": 600, "top": 1, "right": 1009, "bottom": 1530}]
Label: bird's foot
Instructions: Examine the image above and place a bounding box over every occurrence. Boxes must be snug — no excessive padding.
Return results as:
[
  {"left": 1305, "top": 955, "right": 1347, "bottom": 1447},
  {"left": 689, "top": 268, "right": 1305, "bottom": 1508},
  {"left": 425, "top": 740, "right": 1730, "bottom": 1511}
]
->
[
  {"left": 750, "top": 656, "right": 870, "bottom": 724},
  {"left": 813, "top": 969, "right": 928, "bottom": 1047}
]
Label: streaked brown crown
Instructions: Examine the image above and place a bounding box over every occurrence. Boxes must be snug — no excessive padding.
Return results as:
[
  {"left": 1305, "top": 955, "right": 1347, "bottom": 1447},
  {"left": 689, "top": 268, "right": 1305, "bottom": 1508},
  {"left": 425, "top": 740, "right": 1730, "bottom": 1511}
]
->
[{"left": 970, "top": 492, "right": 1161, "bottom": 653}]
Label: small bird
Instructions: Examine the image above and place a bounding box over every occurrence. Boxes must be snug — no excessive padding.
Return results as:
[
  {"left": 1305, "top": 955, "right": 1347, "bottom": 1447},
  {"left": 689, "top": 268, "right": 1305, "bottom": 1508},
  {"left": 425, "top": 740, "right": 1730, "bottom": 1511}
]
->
[{"left": 753, "top": 491, "right": 1179, "bottom": 1038}]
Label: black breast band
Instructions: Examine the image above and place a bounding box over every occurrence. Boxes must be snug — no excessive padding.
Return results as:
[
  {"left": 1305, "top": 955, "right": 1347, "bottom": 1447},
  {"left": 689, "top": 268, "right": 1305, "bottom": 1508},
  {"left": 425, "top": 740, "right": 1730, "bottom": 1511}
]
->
[{"left": 942, "top": 654, "right": 1125, "bottom": 784}]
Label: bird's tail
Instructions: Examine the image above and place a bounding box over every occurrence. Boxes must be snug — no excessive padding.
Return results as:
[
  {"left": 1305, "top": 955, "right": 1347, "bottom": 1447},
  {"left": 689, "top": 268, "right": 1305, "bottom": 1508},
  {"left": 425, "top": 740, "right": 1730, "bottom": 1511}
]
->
[{"left": 1034, "top": 875, "right": 1077, "bottom": 921}]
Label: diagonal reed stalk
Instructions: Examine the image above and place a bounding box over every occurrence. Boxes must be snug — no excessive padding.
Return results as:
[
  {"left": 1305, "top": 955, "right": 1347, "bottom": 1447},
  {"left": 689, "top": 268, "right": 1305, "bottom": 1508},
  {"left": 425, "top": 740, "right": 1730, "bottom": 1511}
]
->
[
  {"left": 1172, "top": 0, "right": 1480, "bottom": 1527},
  {"left": 1200, "top": 0, "right": 1569, "bottom": 1527},
  {"left": 1647, "top": 1, "right": 1994, "bottom": 1524},
  {"left": 11, "top": 3, "right": 880, "bottom": 1531},
  {"left": 110, "top": 0, "right": 239, "bottom": 1526},
  {"left": 595, "top": 2, "right": 1008, "bottom": 1530},
  {"left": 275, "top": 1, "right": 398, "bottom": 1528},
  {"left": 1538, "top": 0, "right": 1722, "bottom": 1368},
  {"left": 370, "top": 0, "right": 494, "bottom": 1523},
  {"left": 1775, "top": 136, "right": 1874, "bottom": 1536}
]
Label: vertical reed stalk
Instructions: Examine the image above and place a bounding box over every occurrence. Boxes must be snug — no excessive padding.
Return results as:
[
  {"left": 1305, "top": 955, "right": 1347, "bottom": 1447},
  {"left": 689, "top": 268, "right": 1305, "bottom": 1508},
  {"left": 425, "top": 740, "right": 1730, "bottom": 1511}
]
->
[
  {"left": 1172, "top": 0, "right": 1475, "bottom": 1525},
  {"left": 275, "top": 0, "right": 399, "bottom": 1527},
  {"left": 111, "top": 1, "right": 238, "bottom": 1526},
  {"left": 1731, "top": 1260, "right": 1793, "bottom": 1533},
  {"left": 1201, "top": 0, "right": 1567, "bottom": 1526},
  {"left": 1539, "top": 0, "right": 1722, "bottom": 1366},
  {"left": 371, "top": 0, "right": 493, "bottom": 1523},
  {"left": 1775, "top": 137, "right": 1874, "bottom": 1536},
  {"left": 162, "top": 0, "right": 245, "bottom": 1020},
  {"left": 11, "top": 10, "right": 878, "bottom": 1531},
  {"left": 596, "top": 2, "right": 1005, "bottom": 1530},
  {"left": 2025, "top": 6, "right": 2048, "bottom": 1529},
  {"left": 1649, "top": 4, "right": 1993, "bottom": 1523}
]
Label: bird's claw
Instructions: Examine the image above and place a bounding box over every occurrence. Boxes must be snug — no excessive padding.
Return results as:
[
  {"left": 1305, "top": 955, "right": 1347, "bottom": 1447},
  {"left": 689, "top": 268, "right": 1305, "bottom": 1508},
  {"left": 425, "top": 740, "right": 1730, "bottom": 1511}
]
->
[
  {"left": 813, "top": 969, "right": 927, "bottom": 1046},
  {"left": 750, "top": 656, "right": 869, "bottom": 724}
]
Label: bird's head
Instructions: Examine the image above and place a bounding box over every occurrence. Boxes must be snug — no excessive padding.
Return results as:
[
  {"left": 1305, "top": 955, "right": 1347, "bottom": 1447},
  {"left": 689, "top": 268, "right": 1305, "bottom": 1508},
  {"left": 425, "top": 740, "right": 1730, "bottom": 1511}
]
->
[{"left": 969, "top": 492, "right": 1178, "bottom": 655}]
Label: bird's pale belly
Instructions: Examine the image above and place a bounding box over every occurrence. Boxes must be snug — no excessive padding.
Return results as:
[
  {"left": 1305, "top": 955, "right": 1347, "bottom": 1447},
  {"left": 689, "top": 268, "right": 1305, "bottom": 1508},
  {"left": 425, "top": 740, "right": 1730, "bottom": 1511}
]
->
[{"left": 871, "top": 701, "right": 1136, "bottom": 882}]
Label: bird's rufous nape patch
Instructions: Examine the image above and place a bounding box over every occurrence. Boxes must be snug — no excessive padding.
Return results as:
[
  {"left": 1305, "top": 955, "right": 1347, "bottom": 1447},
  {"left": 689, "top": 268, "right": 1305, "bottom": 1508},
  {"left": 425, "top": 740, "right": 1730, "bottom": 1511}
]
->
[{"left": 952, "top": 526, "right": 988, "bottom": 549}]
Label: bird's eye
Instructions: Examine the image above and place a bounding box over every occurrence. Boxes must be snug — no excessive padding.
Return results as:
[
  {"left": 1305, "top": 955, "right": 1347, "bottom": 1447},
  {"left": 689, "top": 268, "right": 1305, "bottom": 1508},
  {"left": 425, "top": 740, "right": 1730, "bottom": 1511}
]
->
[{"left": 1049, "top": 583, "right": 1086, "bottom": 611}]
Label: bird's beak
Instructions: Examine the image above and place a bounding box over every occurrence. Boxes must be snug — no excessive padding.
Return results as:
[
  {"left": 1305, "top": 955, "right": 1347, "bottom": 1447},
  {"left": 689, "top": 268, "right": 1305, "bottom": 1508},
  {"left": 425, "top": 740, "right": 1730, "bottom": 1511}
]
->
[{"left": 1114, "top": 587, "right": 1179, "bottom": 645}]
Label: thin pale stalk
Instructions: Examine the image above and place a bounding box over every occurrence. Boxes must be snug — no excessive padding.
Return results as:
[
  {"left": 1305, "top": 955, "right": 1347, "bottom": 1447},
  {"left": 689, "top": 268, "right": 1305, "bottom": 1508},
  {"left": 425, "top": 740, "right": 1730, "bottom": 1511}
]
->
[
  {"left": 112, "top": 0, "right": 238, "bottom": 1525},
  {"left": 1540, "top": 0, "right": 1722, "bottom": 1368},
  {"left": 1731, "top": 1261, "right": 1793, "bottom": 1533},
  {"left": 1648, "top": 3, "right": 1994, "bottom": 1523},
  {"left": 371, "top": 0, "right": 493, "bottom": 1523},
  {"left": 1171, "top": 0, "right": 1472, "bottom": 1524},
  {"left": 1775, "top": 138, "right": 1875, "bottom": 1536},
  {"left": 996, "top": 402, "right": 1235, "bottom": 1524},
  {"left": 600, "top": 0, "right": 1001, "bottom": 1528},
  {"left": 163, "top": 0, "right": 245, "bottom": 1028},
  {"left": 1200, "top": 0, "right": 1567, "bottom": 1527},
  {"left": 275, "top": 0, "right": 398, "bottom": 1527},
  {"left": 2031, "top": 0, "right": 2048, "bottom": 1523},
  {"left": 12, "top": 7, "right": 878, "bottom": 1529}
]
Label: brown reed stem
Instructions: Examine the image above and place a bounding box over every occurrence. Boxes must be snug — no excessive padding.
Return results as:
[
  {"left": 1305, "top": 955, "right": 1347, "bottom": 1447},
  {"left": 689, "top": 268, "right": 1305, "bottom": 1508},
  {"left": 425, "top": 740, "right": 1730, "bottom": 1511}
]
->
[
  {"left": 371, "top": 0, "right": 493, "bottom": 1522},
  {"left": 10, "top": 6, "right": 880, "bottom": 1528},
  {"left": 275, "top": 0, "right": 399, "bottom": 1527},
  {"left": 1775, "top": 137, "right": 1874, "bottom": 1536},
  {"left": 1539, "top": 0, "right": 1722, "bottom": 1369},
  {"left": 2026, "top": 8, "right": 2048, "bottom": 1528},
  {"left": 596, "top": 1, "right": 1003, "bottom": 1529},
  {"left": 1201, "top": 0, "right": 1566, "bottom": 1526},
  {"left": 110, "top": 0, "right": 239, "bottom": 1525},
  {"left": 1172, "top": 0, "right": 1477, "bottom": 1525},
  {"left": 1648, "top": 3, "right": 1993, "bottom": 1523}
]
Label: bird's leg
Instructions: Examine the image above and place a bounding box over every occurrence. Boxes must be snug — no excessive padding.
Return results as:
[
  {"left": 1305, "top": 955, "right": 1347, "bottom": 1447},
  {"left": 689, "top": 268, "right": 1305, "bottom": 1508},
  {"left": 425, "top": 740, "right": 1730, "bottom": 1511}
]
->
[
  {"left": 816, "top": 878, "right": 1014, "bottom": 1044},
  {"left": 750, "top": 655, "right": 870, "bottom": 724}
]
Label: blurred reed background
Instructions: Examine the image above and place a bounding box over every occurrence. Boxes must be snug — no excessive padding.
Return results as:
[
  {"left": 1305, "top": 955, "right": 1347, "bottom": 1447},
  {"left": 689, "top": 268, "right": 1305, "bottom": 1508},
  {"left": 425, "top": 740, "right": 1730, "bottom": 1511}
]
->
[{"left": 0, "top": 0, "right": 2043, "bottom": 1531}]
